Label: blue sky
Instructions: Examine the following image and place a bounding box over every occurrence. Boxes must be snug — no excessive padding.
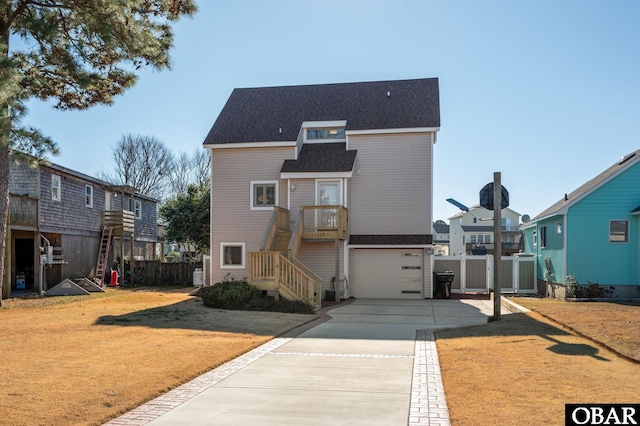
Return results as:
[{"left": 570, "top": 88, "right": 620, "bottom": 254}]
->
[{"left": 23, "top": 0, "right": 640, "bottom": 222}]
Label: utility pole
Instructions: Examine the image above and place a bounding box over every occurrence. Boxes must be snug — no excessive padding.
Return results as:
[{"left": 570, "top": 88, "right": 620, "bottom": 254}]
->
[{"left": 493, "top": 172, "right": 502, "bottom": 321}]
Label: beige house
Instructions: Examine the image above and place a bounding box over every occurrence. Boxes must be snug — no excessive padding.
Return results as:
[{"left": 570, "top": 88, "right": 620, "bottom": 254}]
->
[
  {"left": 203, "top": 78, "right": 440, "bottom": 304},
  {"left": 448, "top": 205, "right": 523, "bottom": 256}
]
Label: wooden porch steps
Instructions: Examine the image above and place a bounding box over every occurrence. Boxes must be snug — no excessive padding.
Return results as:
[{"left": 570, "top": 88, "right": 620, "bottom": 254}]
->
[{"left": 272, "top": 230, "right": 292, "bottom": 255}]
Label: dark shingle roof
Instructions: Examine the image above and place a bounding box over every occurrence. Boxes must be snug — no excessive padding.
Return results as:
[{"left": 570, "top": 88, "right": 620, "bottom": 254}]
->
[
  {"left": 349, "top": 235, "right": 433, "bottom": 245},
  {"left": 281, "top": 143, "right": 357, "bottom": 173},
  {"left": 433, "top": 223, "right": 449, "bottom": 233},
  {"left": 531, "top": 149, "right": 640, "bottom": 221},
  {"left": 204, "top": 78, "right": 440, "bottom": 145}
]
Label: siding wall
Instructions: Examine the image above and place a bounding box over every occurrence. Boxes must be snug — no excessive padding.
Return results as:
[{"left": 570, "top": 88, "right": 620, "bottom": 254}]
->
[
  {"left": 347, "top": 132, "right": 433, "bottom": 234},
  {"left": 289, "top": 179, "right": 316, "bottom": 221},
  {"left": 9, "top": 161, "right": 39, "bottom": 197},
  {"left": 210, "top": 146, "right": 292, "bottom": 282},
  {"left": 534, "top": 216, "right": 565, "bottom": 285},
  {"left": 39, "top": 166, "right": 105, "bottom": 236},
  {"left": 566, "top": 164, "right": 640, "bottom": 286},
  {"left": 296, "top": 241, "right": 342, "bottom": 294}
]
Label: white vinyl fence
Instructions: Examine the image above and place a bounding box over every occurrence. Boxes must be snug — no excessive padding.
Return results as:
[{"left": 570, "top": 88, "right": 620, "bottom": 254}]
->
[{"left": 432, "top": 254, "right": 537, "bottom": 294}]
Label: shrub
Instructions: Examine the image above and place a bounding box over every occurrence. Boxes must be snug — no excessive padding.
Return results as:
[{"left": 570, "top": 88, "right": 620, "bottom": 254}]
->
[
  {"left": 564, "top": 275, "right": 615, "bottom": 299},
  {"left": 199, "top": 280, "right": 261, "bottom": 310},
  {"left": 565, "top": 275, "right": 579, "bottom": 297}
]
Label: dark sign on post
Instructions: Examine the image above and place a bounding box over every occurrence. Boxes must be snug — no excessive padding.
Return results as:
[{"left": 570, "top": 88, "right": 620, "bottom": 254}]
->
[{"left": 479, "top": 183, "right": 509, "bottom": 210}]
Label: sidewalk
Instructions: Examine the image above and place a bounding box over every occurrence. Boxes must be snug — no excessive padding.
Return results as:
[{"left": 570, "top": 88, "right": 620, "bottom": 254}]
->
[{"left": 105, "top": 298, "right": 492, "bottom": 426}]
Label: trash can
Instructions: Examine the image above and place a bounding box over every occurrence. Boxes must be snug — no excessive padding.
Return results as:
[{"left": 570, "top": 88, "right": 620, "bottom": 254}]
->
[
  {"left": 433, "top": 271, "right": 454, "bottom": 299},
  {"left": 325, "top": 290, "right": 337, "bottom": 302}
]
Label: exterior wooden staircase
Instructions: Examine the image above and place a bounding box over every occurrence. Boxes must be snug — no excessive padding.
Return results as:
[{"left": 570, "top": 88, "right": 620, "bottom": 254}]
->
[
  {"left": 247, "top": 208, "right": 321, "bottom": 307},
  {"left": 272, "top": 230, "right": 292, "bottom": 256}
]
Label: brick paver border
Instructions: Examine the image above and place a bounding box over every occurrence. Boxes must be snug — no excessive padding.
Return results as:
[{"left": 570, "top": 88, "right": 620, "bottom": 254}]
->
[{"left": 409, "top": 330, "right": 451, "bottom": 426}]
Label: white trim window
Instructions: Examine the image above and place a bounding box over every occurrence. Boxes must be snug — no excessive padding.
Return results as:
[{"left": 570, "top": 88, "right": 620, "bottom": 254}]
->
[
  {"left": 220, "top": 242, "right": 245, "bottom": 269},
  {"left": 134, "top": 199, "right": 142, "bottom": 219},
  {"left": 51, "top": 174, "right": 61, "bottom": 201},
  {"left": 85, "top": 185, "right": 93, "bottom": 208},
  {"left": 609, "top": 220, "right": 629, "bottom": 243},
  {"left": 251, "top": 181, "right": 278, "bottom": 210},
  {"left": 125, "top": 198, "right": 142, "bottom": 219}
]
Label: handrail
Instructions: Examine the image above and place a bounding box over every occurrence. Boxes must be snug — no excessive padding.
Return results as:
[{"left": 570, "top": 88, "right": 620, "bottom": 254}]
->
[
  {"left": 274, "top": 206, "right": 290, "bottom": 230},
  {"left": 260, "top": 211, "right": 279, "bottom": 251},
  {"left": 292, "top": 256, "right": 322, "bottom": 306},
  {"left": 260, "top": 207, "right": 290, "bottom": 251},
  {"left": 247, "top": 251, "right": 319, "bottom": 306},
  {"left": 288, "top": 211, "right": 304, "bottom": 259},
  {"left": 300, "top": 205, "right": 348, "bottom": 237}
]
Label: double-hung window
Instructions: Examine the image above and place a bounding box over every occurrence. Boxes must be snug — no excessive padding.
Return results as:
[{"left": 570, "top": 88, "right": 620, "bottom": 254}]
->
[
  {"left": 85, "top": 185, "right": 93, "bottom": 208},
  {"left": 51, "top": 174, "right": 61, "bottom": 201},
  {"left": 134, "top": 200, "right": 142, "bottom": 219},
  {"left": 251, "top": 181, "right": 277, "bottom": 210},
  {"left": 126, "top": 198, "right": 142, "bottom": 219},
  {"left": 609, "top": 220, "right": 629, "bottom": 243}
]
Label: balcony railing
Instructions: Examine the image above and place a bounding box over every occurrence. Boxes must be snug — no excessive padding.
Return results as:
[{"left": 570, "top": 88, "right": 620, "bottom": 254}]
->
[
  {"left": 300, "top": 205, "right": 348, "bottom": 240},
  {"left": 466, "top": 242, "right": 521, "bottom": 254},
  {"left": 9, "top": 194, "right": 38, "bottom": 228},
  {"left": 102, "top": 210, "right": 135, "bottom": 236}
]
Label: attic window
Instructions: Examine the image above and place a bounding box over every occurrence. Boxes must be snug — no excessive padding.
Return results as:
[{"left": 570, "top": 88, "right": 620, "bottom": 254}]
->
[{"left": 307, "top": 128, "right": 345, "bottom": 140}]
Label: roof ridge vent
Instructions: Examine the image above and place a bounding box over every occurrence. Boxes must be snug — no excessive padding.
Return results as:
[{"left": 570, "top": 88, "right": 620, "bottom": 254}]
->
[{"left": 619, "top": 152, "right": 636, "bottom": 165}]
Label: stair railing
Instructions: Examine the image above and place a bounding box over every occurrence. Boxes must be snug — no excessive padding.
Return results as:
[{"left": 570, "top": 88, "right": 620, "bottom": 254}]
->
[
  {"left": 287, "top": 210, "right": 304, "bottom": 259},
  {"left": 260, "top": 207, "right": 290, "bottom": 251},
  {"left": 247, "top": 251, "right": 319, "bottom": 307}
]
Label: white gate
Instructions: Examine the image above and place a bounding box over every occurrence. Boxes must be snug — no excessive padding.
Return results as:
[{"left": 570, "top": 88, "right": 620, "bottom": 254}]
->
[{"left": 433, "top": 254, "right": 537, "bottom": 294}]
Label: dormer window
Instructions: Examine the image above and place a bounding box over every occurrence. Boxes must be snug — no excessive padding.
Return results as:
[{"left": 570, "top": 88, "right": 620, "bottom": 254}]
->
[{"left": 307, "top": 128, "right": 345, "bottom": 140}]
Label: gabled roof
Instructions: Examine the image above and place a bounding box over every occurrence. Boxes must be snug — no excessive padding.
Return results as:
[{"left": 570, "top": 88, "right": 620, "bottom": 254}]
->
[
  {"left": 433, "top": 223, "right": 449, "bottom": 234},
  {"left": 203, "top": 78, "right": 440, "bottom": 145},
  {"left": 281, "top": 143, "right": 356, "bottom": 173},
  {"left": 530, "top": 149, "right": 640, "bottom": 222}
]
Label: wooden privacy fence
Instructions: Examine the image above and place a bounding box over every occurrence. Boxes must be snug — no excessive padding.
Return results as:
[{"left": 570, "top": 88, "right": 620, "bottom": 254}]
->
[
  {"left": 433, "top": 254, "right": 537, "bottom": 294},
  {"left": 133, "top": 261, "right": 201, "bottom": 286}
]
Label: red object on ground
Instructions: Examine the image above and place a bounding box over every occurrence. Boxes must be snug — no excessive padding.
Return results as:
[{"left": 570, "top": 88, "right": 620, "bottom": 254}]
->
[{"left": 110, "top": 270, "right": 119, "bottom": 287}]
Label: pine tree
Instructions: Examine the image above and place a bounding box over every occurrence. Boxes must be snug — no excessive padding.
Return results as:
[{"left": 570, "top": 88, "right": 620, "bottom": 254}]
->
[{"left": 0, "top": 1, "right": 197, "bottom": 304}]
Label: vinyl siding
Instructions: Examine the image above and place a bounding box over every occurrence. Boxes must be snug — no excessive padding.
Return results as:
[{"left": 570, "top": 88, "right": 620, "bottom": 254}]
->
[
  {"left": 296, "top": 241, "right": 342, "bottom": 294},
  {"left": 211, "top": 146, "right": 292, "bottom": 281},
  {"left": 289, "top": 179, "right": 316, "bottom": 220},
  {"left": 347, "top": 132, "right": 433, "bottom": 234},
  {"left": 527, "top": 216, "right": 565, "bottom": 285},
  {"left": 565, "top": 164, "right": 640, "bottom": 286}
]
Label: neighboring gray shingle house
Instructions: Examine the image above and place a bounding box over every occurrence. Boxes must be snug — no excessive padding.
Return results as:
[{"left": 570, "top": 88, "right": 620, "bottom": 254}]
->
[
  {"left": 203, "top": 78, "right": 440, "bottom": 303},
  {"left": 4, "top": 156, "right": 159, "bottom": 297}
]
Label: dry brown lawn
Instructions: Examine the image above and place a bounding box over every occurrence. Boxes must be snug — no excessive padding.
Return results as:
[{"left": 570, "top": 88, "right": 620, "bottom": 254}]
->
[
  {"left": 0, "top": 287, "right": 317, "bottom": 426},
  {"left": 436, "top": 298, "right": 640, "bottom": 426}
]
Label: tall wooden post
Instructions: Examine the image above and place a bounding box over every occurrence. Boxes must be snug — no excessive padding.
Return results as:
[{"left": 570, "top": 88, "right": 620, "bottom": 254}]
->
[{"left": 493, "top": 172, "right": 502, "bottom": 321}]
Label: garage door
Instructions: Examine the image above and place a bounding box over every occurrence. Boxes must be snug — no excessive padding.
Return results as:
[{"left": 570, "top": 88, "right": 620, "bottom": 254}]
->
[{"left": 352, "top": 249, "right": 423, "bottom": 298}]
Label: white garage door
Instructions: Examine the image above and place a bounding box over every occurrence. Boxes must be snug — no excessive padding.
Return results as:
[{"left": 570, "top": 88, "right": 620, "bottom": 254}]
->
[{"left": 353, "top": 249, "right": 424, "bottom": 298}]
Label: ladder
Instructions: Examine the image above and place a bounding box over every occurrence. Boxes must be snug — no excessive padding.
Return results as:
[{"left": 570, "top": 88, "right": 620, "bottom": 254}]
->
[{"left": 95, "top": 227, "right": 113, "bottom": 286}]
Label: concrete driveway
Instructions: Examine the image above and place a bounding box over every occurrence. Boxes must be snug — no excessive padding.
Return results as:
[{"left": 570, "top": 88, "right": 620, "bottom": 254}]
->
[{"left": 106, "top": 298, "right": 492, "bottom": 426}]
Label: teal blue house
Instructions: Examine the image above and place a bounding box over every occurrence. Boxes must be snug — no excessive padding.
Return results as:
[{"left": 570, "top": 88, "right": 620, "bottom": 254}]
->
[{"left": 522, "top": 149, "right": 640, "bottom": 298}]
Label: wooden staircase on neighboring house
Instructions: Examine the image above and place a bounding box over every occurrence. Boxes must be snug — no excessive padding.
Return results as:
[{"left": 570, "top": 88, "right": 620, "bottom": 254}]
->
[{"left": 94, "top": 227, "right": 113, "bottom": 286}]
